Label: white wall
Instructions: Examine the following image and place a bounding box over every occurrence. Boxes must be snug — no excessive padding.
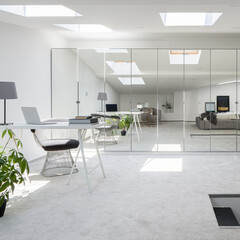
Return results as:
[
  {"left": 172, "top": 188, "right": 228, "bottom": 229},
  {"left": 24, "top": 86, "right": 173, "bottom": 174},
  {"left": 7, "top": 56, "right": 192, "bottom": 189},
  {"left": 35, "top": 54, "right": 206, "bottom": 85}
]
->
[
  {"left": 78, "top": 58, "right": 120, "bottom": 115},
  {"left": 0, "top": 23, "right": 68, "bottom": 161},
  {"left": 52, "top": 49, "right": 77, "bottom": 118},
  {"left": 51, "top": 51, "right": 120, "bottom": 115}
]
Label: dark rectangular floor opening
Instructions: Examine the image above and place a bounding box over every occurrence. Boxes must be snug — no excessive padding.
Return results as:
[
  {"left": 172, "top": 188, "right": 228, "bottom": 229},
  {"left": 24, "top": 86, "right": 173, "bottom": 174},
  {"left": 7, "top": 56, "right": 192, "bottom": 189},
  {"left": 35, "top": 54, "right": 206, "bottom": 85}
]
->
[{"left": 209, "top": 194, "right": 240, "bottom": 228}]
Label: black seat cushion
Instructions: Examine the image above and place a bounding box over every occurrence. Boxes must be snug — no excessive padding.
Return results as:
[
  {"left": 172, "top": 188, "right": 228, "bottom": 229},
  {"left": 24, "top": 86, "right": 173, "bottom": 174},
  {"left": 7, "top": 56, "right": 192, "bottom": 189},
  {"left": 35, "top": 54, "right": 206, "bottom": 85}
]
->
[{"left": 41, "top": 139, "right": 79, "bottom": 151}]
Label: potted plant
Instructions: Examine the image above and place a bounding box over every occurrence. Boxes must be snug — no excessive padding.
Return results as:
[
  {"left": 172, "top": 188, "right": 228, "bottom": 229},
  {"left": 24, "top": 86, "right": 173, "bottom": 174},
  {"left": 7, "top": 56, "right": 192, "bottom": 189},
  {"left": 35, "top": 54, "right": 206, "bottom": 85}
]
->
[
  {"left": 119, "top": 114, "right": 133, "bottom": 136},
  {"left": 162, "top": 101, "right": 173, "bottom": 110},
  {"left": 0, "top": 129, "right": 29, "bottom": 217}
]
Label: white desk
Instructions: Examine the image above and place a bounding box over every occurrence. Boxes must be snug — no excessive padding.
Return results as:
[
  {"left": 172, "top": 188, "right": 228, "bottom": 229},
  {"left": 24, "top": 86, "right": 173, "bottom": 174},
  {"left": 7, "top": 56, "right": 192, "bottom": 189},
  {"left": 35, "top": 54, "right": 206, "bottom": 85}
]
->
[
  {"left": 102, "top": 111, "right": 143, "bottom": 141},
  {"left": 0, "top": 122, "right": 106, "bottom": 192}
]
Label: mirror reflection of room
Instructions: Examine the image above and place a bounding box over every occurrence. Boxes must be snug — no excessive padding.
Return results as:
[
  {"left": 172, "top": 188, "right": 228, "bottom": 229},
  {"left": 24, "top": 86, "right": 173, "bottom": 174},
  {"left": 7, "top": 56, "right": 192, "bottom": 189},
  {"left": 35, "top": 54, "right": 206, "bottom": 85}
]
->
[{"left": 51, "top": 48, "right": 240, "bottom": 152}]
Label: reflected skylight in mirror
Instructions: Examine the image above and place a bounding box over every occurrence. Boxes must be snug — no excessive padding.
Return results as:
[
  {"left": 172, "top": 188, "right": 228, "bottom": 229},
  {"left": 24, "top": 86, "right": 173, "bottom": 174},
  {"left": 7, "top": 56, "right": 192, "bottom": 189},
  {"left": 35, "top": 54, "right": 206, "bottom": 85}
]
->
[
  {"left": 54, "top": 24, "right": 112, "bottom": 32},
  {"left": 169, "top": 50, "right": 202, "bottom": 64},
  {"left": 140, "top": 158, "right": 182, "bottom": 172},
  {"left": 160, "top": 13, "right": 222, "bottom": 26},
  {"left": 0, "top": 5, "right": 81, "bottom": 17},
  {"left": 217, "top": 80, "right": 240, "bottom": 85},
  {"left": 118, "top": 77, "right": 145, "bottom": 85},
  {"left": 106, "top": 61, "right": 142, "bottom": 74}
]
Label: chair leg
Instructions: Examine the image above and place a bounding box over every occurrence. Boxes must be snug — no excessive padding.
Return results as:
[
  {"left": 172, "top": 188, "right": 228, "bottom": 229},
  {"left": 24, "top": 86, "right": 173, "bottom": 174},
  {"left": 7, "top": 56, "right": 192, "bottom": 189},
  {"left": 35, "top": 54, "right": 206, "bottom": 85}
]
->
[
  {"left": 41, "top": 152, "right": 49, "bottom": 174},
  {"left": 111, "top": 130, "right": 117, "bottom": 144}
]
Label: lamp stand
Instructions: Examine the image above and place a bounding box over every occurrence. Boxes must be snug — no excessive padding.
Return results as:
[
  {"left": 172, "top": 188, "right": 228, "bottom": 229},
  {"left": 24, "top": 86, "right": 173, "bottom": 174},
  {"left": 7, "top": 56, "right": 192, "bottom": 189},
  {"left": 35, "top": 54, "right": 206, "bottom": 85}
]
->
[
  {"left": 101, "top": 100, "right": 103, "bottom": 112},
  {"left": 0, "top": 99, "right": 13, "bottom": 125}
]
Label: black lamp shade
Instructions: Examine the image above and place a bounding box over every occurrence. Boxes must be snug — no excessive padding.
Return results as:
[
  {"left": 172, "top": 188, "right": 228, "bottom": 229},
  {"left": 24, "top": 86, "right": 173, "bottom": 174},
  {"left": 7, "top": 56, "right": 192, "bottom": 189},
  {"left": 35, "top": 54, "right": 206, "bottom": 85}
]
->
[{"left": 0, "top": 82, "right": 18, "bottom": 99}]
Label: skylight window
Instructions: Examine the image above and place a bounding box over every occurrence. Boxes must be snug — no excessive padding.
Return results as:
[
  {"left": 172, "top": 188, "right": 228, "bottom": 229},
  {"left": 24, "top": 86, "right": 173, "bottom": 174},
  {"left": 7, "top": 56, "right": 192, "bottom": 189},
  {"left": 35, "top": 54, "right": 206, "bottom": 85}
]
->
[
  {"left": 106, "top": 61, "right": 142, "bottom": 75},
  {"left": 0, "top": 5, "right": 81, "bottom": 17},
  {"left": 94, "top": 49, "right": 128, "bottom": 53},
  {"left": 54, "top": 24, "right": 112, "bottom": 32},
  {"left": 169, "top": 50, "right": 202, "bottom": 64},
  {"left": 160, "top": 13, "right": 222, "bottom": 26},
  {"left": 217, "top": 80, "right": 240, "bottom": 85},
  {"left": 118, "top": 77, "right": 145, "bottom": 85}
]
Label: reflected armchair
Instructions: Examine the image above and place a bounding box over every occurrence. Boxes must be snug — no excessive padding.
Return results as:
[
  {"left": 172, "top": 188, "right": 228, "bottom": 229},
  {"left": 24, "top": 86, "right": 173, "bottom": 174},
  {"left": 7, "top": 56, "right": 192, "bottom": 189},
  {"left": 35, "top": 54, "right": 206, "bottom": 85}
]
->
[
  {"left": 141, "top": 107, "right": 162, "bottom": 125},
  {"left": 91, "top": 113, "right": 120, "bottom": 144}
]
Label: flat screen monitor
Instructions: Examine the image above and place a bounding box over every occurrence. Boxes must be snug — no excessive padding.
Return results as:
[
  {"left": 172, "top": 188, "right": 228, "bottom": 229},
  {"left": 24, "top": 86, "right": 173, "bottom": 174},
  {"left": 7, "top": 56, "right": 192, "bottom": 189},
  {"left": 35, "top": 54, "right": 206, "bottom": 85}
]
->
[
  {"left": 205, "top": 102, "right": 215, "bottom": 113},
  {"left": 106, "top": 104, "right": 118, "bottom": 112}
]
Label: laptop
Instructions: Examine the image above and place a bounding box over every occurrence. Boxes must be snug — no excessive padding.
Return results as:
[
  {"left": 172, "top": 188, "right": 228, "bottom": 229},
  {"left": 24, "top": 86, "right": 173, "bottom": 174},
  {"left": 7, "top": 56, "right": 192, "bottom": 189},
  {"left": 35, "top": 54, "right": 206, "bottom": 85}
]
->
[
  {"left": 106, "top": 104, "right": 118, "bottom": 112},
  {"left": 21, "top": 107, "right": 56, "bottom": 125}
]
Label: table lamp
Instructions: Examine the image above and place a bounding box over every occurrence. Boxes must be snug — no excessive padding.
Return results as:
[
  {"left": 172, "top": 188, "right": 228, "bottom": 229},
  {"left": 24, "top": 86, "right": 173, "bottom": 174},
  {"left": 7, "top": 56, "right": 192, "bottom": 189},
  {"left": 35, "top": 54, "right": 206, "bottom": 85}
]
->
[
  {"left": 0, "top": 81, "right": 18, "bottom": 125},
  {"left": 97, "top": 92, "right": 107, "bottom": 112}
]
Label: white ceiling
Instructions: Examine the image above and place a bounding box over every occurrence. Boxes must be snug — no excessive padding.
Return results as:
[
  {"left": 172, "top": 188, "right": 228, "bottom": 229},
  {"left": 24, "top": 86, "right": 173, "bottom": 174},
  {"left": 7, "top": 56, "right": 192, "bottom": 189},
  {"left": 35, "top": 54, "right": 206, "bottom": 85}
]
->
[
  {"left": 3, "top": 0, "right": 240, "bottom": 94},
  {"left": 53, "top": 48, "right": 239, "bottom": 94},
  {"left": 1, "top": 0, "right": 240, "bottom": 40}
]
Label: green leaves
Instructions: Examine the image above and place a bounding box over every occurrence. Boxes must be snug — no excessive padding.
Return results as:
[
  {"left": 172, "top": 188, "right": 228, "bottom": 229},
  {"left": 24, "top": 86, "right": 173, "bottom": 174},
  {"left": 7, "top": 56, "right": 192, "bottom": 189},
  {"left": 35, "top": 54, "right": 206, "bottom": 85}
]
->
[
  {"left": 0, "top": 181, "right": 10, "bottom": 192},
  {"left": 0, "top": 196, "right": 6, "bottom": 208},
  {"left": 119, "top": 114, "right": 133, "bottom": 131},
  {"left": 0, "top": 128, "right": 30, "bottom": 202},
  {"left": 2, "top": 129, "right": 7, "bottom": 138}
]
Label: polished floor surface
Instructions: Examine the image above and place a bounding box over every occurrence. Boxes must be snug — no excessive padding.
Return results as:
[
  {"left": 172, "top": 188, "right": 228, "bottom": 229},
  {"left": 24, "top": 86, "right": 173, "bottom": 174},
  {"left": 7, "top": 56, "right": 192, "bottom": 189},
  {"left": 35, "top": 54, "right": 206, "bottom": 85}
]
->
[{"left": 1, "top": 150, "right": 240, "bottom": 240}]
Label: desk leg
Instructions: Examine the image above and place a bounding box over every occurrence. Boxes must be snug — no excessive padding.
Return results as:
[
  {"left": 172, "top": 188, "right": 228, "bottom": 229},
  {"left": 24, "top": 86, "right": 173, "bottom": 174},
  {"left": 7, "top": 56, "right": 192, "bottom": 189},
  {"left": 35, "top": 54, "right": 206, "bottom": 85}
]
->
[
  {"left": 91, "top": 129, "right": 106, "bottom": 178},
  {"left": 67, "top": 130, "right": 91, "bottom": 193},
  {"left": 134, "top": 115, "right": 140, "bottom": 142},
  {"left": 67, "top": 143, "right": 81, "bottom": 185},
  {"left": 136, "top": 115, "right": 142, "bottom": 135},
  {"left": 80, "top": 130, "right": 91, "bottom": 193}
]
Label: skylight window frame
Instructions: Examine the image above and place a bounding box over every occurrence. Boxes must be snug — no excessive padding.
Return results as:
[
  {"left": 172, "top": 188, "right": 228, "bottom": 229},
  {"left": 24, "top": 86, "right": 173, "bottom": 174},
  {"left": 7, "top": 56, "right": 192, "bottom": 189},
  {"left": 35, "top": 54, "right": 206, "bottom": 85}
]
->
[
  {"left": 0, "top": 5, "right": 81, "bottom": 17},
  {"left": 169, "top": 50, "right": 202, "bottom": 65}
]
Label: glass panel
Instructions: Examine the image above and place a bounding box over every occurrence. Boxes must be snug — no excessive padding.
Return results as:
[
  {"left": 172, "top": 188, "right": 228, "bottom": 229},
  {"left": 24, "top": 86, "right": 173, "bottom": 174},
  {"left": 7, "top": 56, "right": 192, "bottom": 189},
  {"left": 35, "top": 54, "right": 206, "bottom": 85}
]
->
[
  {"left": 184, "top": 50, "right": 211, "bottom": 151},
  {"left": 211, "top": 50, "right": 237, "bottom": 151},
  {"left": 131, "top": 49, "right": 158, "bottom": 151},
  {"left": 78, "top": 49, "right": 105, "bottom": 115},
  {"left": 158, "top": 50, "right": 184, "bottom": 152},
  {"left": 104, "top": 49, "right": 131, "bottom": 151},
  {"left": 52, "top": 49, "right": 77, "bottom": 118},
  {"left": 77, "top": 49, "right": 105, "bottom": 149},
  {"left": 238, "top": 50, "right": 240, "bottom": 151}
]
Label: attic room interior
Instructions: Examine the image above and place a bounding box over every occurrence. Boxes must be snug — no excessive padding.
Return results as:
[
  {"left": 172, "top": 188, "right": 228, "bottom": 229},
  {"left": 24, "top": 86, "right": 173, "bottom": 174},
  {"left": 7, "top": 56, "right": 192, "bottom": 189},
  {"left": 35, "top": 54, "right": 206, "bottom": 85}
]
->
[{"left": 2, "top": 1, "right": 240, "bottom": 240}]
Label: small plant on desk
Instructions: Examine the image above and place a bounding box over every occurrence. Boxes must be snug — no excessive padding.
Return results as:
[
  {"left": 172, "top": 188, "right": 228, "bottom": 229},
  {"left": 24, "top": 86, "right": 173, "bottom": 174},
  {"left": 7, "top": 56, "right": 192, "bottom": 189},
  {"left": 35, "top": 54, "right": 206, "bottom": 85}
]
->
[{"left": 0, "top": 129, "right": 29, "bottom": 217}]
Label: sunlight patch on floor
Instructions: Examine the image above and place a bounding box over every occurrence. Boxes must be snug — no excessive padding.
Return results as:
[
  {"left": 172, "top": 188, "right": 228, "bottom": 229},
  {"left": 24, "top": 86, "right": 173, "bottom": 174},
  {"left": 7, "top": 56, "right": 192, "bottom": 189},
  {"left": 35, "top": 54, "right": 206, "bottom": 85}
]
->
[
  {"left": 153, "top": 144, "right": 182, "bottom": 151},
  {"left": 140, "top": 158, "right": 183, "bottom": 172}
]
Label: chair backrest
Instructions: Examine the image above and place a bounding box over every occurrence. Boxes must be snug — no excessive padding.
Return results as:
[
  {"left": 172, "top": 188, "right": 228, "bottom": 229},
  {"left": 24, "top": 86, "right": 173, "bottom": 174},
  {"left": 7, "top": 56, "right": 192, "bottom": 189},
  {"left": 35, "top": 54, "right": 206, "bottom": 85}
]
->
[
  {"left": 91, "top": 114, "right": 120, "bottom": 126},
  {"left": 30, "top": 118, "right": 78, "bottom": 147}
]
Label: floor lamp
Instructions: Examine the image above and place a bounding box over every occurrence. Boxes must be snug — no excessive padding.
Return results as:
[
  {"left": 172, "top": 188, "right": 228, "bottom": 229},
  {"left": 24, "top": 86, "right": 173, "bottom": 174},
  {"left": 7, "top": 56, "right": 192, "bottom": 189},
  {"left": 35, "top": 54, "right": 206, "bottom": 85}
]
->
[
  {"left": 97, "top": 92, "right": 107, "bottom": 112},
  {"left": 0, "top": 82, "right": 18, "bottom": 125}
]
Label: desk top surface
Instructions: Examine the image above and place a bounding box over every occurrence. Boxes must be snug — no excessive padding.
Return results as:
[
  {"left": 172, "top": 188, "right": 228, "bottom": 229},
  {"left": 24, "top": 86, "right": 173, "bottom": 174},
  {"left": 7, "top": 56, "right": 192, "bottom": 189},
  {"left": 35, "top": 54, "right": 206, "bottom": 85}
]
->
[
  {"left": 0, "top": 122, "right": 105, "bottom": 130},
  {"left": 96, "top": 111, "right": 143, "bottom": 115}
]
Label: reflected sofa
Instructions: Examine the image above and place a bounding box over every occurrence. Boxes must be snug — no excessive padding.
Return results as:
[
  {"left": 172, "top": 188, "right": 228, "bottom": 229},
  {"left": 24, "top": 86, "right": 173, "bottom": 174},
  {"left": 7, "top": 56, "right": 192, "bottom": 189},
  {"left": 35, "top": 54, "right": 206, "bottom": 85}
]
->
[{"left": 196, "top": 116, "right": 240, "bottom": 130}]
